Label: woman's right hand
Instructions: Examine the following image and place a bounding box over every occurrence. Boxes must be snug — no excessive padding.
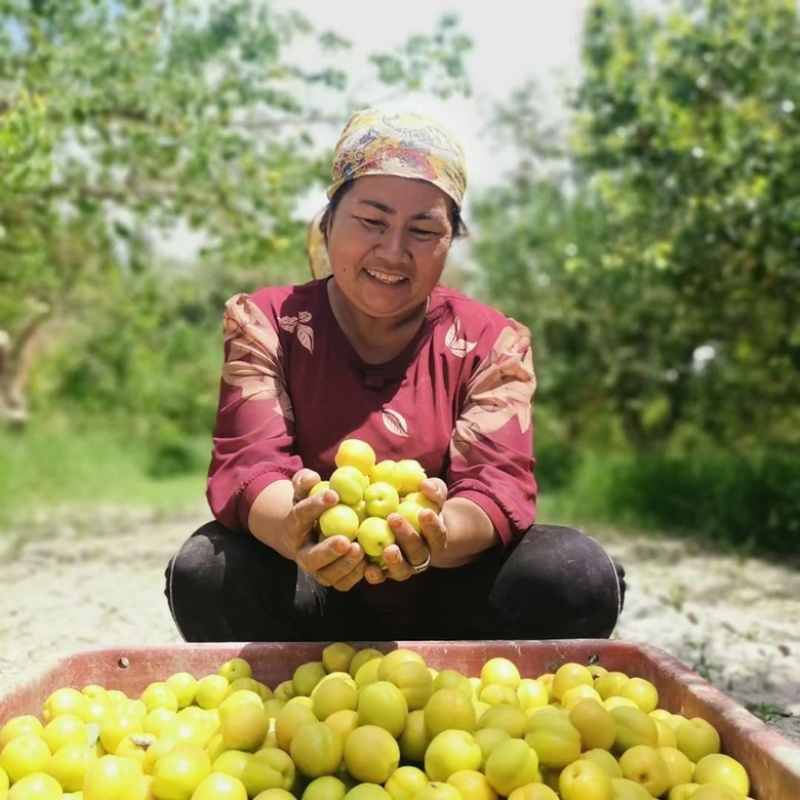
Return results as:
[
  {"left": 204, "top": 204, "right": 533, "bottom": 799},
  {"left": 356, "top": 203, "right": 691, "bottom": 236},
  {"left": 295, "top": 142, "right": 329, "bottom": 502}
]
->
[{"left": 285, "top": 469, "right": 367, "bottom": 591}]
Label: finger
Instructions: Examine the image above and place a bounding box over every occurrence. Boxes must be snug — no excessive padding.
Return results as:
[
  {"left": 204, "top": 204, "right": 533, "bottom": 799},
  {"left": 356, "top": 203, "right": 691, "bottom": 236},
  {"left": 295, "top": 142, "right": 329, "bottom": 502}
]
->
[
  {"left": 293, "top": 469, "right": 322, "bottom": 501},
  {"left": 420, "top": 477, "right": 448, "bottom": 507},
  {"left": 331, "top": 554, "right": 367, "bottom": 591},
  {"left": 418, "top": 508, "right": 447, "bottom": 554},
  {"left": 388, "top": 514, "right": 430, "bottom": 567},
  {"left": 380, "top": 544, "right": 415, "bottom": 582},
  {"left": 328, "top": 545, "right": 367, "bottom": 592},
  {"left": 364, "top": 562, "right": 387, "bottom": 584},
  {"left": 316, "top": 543, "right": 366, "bottom": 589},
  {"left": 284, "top": 490, "right": 338, "bottom": 550},
  {"left": 297, "top": 536, "right": 353, "bottom": 579},
  {"left": 300, "top": 535, "right": 355, "bottom": 574}
]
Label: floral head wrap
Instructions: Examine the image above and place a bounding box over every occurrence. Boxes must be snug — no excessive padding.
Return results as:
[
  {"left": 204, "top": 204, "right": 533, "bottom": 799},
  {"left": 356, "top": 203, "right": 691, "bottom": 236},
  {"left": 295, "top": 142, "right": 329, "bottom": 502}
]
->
[{"left": 328, "top": 107, "right": 468, "bottom": 208}]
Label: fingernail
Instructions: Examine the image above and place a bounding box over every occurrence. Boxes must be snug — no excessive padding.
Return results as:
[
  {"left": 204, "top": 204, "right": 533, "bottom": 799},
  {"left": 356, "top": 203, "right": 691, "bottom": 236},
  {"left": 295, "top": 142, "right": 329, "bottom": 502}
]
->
[{"left": 333, "top": 539, "right": 348, "bottom": 554}]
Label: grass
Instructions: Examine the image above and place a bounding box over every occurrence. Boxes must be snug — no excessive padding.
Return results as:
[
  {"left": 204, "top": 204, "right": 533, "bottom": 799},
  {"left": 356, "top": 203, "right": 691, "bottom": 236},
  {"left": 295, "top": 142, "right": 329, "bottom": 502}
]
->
[
  {"left": 0, "top": 419, "right": 208, "bottom": 531},
  {"left": 534, "top": 444, "right": 800, "bottom": 560},
  {"left": 746, "top": 701, "right": 794, "bottom": 721}
]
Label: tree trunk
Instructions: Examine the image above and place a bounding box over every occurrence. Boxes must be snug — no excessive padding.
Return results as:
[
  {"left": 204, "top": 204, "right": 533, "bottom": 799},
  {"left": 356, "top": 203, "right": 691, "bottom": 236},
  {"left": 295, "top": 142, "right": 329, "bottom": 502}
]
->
[{"left": 0, "top": 315, "right": 47, "bottom": 428}]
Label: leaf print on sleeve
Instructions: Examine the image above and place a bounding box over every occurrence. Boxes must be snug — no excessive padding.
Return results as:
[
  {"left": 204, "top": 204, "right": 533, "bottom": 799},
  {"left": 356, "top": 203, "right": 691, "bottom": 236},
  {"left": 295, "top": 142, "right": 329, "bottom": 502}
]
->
[
  {"left": 450, "top": 320, "right": 535, "bottom": 463},
  {"left": 296, "top": 323, "right": 314, "bottom": 352},
  {"left": 445, "top": 318, "right": 478, "bottom": 358},
  {"left": 382, "top": 408, "right": 410, "bottom": 438},
  {"left": 222, "top": 294, "right": 294, "bottom": 420},
  {"left": 279, "top": 313, "right": 314, "bottom": 353}
]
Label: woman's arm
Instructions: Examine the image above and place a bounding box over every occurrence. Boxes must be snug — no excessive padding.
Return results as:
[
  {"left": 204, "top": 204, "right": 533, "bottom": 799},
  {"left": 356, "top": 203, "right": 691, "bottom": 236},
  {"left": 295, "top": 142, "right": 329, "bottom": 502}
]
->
[
  {"left": 246, "top": 478, "right": 298, "bottom": 560},
  {"left": 208, "top": 293, "right": 366, "bottom": 590},
  {"left": 365, "top": 319, "right": 535, "bottom": 583},
  {"left": 206, "top": 293, "right": 302, "bottom": 531},
  {"left": 438, "top": 496, "right": 499, "bottom": 566},
  {"left": 445, "top": 318, "right": 538, "bottom": 547}
]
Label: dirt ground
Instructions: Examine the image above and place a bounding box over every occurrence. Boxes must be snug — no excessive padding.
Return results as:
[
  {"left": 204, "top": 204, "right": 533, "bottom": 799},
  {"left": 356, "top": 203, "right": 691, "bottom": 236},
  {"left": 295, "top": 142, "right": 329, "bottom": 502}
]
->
[{"left": 0, "top": 506, "right": 798, "bottom": 745}]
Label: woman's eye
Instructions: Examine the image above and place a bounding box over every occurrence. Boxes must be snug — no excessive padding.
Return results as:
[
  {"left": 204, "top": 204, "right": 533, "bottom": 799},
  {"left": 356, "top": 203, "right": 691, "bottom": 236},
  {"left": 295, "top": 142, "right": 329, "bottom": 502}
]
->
[
  {"left": 411, "top": 228, "right": 439, "bottom": 238},
  {"left": 358, "top": 217, "right": 385, "bottom": 229}
]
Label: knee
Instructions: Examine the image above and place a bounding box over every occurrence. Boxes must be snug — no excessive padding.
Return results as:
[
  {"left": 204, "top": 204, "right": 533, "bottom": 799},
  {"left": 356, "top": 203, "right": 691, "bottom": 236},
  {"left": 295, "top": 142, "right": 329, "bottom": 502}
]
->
[
  {"left": 165, "top": 520, "right": 281, "bottom": 639},
  {"left": 166, "top": 520, "right": 263, "bottom": 602},
  {"left": 496, "top": 524, "right": 625, "bottom": 638},
  {"left": 520, "top": 524, "right": 622, "bottom": 582}
]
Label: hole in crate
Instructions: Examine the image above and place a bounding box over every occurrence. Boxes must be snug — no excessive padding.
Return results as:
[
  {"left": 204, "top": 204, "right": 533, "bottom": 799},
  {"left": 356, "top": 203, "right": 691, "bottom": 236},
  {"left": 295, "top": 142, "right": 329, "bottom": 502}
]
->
[
  {"left": 117, "top": 657, "right": 130, "bottom": 670},
  {"left": 587, "top": 653, "right": 600, "bottom": 665}
]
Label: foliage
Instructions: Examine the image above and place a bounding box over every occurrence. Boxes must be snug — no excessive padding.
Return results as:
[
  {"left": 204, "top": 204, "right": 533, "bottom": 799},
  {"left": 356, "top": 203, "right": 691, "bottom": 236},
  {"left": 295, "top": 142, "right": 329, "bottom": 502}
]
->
[
  {"left": 543, "top": 448, "right": 800, "bottom": 559},
  {"left": 474, "top": 0, "right": 800, "bottom": 454},
  {"left": 0, "top": 0, "right": 472, "bottom": 434},
  {"left": 34, "top": 270, "right": 222, "bottom": 446},
  {"left": 369, "top": 14, "right": 472, "bottom": 100},
  {"left": 0, "top": 418, "right": 206, "bottom": 528},
  {"left": 3, "top": 0, "right": 797, "bottom": 553},
  {"left": 0, "top": 90, "right": 50, "bottom": 195}
]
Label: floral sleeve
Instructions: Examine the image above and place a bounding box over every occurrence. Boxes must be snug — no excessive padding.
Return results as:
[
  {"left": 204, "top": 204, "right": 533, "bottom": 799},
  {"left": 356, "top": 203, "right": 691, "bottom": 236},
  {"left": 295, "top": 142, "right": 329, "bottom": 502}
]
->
[
  {"left": 206, "top": 293, "right": 303, "bottom": 531},
  {"left": 447, "top": 320, "right": 537, "bottom": 545}
]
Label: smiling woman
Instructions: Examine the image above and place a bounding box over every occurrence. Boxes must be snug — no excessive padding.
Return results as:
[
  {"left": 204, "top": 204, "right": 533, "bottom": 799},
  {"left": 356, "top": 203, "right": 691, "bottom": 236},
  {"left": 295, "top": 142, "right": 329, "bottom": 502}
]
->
[
  {"left": 163, "top": 106, "right": 626, "bottom": 643},
  {"left": 325, "top": 176, "right": 455, "bottom": 363}
]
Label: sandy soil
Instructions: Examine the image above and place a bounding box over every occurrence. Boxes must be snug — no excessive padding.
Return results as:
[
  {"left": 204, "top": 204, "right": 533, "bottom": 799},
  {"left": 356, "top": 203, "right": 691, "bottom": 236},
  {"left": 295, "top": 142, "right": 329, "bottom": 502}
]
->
[{"left": 0, "top": 508, "right": 798, "bottom": 744}]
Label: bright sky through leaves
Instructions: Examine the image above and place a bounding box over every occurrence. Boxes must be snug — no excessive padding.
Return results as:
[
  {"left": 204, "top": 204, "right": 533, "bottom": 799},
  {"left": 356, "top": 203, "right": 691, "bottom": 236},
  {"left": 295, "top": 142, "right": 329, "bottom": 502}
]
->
[{"left": 275, "top": 0, "right": 590, "bottom": 192}]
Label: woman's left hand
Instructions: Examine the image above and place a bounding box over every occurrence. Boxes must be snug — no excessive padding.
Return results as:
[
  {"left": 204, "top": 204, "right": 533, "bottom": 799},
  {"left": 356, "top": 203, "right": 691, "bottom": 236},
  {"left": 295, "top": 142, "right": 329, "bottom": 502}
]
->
[{"left": 364, "top": 478, "right": 448, "bottom": 584}]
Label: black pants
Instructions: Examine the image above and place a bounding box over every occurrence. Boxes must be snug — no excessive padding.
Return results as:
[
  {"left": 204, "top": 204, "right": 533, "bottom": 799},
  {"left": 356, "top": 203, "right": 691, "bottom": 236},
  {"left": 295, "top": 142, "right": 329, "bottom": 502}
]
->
[{"left": 164, "top": 522, "right": 625, "bottom": 643}]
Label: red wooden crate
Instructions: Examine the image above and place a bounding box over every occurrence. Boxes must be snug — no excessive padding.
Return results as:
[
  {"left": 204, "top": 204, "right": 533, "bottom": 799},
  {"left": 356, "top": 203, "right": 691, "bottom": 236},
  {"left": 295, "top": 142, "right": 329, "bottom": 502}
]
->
[{"left": 1, "top": 640, "right": 798, "bottom": 799}]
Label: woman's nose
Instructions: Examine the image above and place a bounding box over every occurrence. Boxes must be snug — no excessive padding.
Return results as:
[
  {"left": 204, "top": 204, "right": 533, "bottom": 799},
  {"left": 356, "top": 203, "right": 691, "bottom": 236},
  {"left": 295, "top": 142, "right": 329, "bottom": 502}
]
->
[{"left": 375, "top": 228, "right": 409, "bottom": 262}]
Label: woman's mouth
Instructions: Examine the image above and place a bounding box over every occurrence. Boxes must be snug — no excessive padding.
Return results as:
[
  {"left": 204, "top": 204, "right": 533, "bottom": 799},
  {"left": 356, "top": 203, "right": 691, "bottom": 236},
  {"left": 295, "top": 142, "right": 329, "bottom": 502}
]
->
[{"left": 366, "top": 269, "right": 405, "bottom": 285}]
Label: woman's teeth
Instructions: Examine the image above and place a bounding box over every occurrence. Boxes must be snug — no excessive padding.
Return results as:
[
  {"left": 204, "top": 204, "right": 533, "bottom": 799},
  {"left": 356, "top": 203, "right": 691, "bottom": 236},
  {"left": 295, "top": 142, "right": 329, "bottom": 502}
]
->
[{"left": 366, "top": 270, "right": 404, "bottom": 284}]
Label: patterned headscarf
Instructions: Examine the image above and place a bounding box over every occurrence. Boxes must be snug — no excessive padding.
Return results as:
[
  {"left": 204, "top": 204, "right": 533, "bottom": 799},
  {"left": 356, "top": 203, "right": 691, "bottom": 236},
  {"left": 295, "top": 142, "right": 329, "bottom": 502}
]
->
[
  {"left": 327, "top": 108, "right": 468, "bottom": 208},
  {"left": 306, "top": 207, "right": 332, "bottom": 279},
  {"left": 309, "top": 107, "right": 468, "bottom": 278}
]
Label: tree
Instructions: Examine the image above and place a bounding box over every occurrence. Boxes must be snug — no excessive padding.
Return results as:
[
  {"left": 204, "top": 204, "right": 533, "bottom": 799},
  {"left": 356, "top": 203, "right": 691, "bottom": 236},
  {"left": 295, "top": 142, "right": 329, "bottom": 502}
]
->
[
  {"left": 0, "top": 89, "right": 51, "bottom": 424},
  {"left": 0, "top": 0, "right": 471, "bottom": 427},
  {"left": 475, "top": 0, "right": 800, "bottom": 452}
]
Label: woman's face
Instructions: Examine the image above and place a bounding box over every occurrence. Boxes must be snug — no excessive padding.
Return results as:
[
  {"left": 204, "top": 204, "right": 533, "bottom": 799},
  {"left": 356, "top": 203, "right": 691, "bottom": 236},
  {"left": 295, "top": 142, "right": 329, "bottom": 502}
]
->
[{"left": 326, "top": 175, "right": 454, "bottom": 322}]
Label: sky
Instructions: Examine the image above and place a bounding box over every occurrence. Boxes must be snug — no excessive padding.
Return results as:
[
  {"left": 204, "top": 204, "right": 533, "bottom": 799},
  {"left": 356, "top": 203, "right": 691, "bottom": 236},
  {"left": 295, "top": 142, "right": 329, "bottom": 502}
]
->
[{"left": 274, "top": 0, "right": 591, "bottom": 192}]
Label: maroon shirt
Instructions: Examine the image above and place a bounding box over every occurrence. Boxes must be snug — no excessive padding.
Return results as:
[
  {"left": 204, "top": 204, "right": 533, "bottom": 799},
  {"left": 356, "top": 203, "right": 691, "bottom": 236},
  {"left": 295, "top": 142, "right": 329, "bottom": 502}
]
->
[{"left": 207, "top": 279, "right": 537, "bottom": 546}]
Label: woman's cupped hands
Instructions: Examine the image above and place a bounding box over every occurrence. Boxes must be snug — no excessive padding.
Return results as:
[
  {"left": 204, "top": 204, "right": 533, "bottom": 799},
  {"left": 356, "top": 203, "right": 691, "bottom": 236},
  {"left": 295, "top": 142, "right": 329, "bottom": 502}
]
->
[{"left": 285, "top": 468, "right": 447, "bottom": 590}]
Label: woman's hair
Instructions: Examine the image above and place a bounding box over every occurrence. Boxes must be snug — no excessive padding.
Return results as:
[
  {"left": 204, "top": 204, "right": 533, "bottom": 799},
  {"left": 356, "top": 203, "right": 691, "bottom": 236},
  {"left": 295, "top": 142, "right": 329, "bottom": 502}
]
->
[{"left": 319, "top": 180, "right": 469, "bottom": 244}]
